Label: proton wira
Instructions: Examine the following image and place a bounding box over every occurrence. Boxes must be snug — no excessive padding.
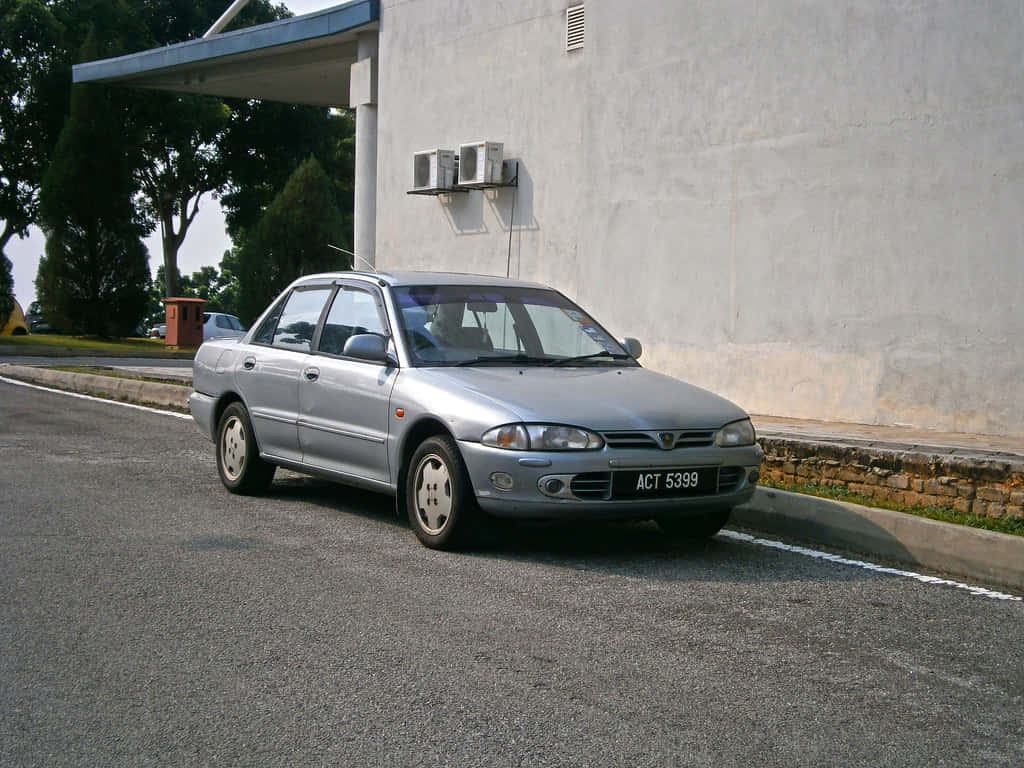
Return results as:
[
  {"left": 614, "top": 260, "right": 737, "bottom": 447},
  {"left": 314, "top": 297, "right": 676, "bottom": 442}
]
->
[{"left": 189, "top": 271, "right": 763, "bottom": 549}]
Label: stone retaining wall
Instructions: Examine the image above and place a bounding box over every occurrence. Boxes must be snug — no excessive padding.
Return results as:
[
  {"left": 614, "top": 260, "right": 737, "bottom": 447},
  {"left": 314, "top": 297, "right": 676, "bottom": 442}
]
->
[{"left": 760, "top": 437, "right": 1024, "bottom": 521}]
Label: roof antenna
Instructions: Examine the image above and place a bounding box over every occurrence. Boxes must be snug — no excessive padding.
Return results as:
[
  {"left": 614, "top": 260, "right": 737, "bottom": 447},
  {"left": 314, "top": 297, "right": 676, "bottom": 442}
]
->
[{"left": 328, "top": 243, "right": 377, "bottom": 274}]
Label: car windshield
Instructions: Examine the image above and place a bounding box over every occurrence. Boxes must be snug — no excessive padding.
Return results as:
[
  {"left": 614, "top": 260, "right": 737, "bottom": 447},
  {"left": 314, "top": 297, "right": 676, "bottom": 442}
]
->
[{"left": 393, "top": 284, "right": 636, "bottom": 366}]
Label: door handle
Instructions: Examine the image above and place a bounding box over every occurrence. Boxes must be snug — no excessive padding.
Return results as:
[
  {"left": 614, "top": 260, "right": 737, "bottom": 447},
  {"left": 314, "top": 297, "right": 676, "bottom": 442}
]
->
[
  {"left": 242, "top": 357, "right": 256, "bottom": 370},
  {"left": 304, "top": 367, "right": 320, "bottom": 381}
]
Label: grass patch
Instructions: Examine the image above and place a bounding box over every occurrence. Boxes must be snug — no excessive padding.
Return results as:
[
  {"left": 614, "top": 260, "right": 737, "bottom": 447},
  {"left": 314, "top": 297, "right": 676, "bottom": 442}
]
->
[
  {"left": 763, "top": 479, "right": 1024, "bottom": 538},
  {"left": 49, "top": 365, "right": 190, "bottom": 387},
  {"left": 0, "top": 333, "right": 194, "bottom": 357}
]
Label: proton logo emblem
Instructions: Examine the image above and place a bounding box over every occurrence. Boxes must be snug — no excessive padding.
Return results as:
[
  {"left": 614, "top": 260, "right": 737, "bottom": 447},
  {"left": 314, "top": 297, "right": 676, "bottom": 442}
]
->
[{"left": 658, "top": 432, "right": 675, "bottom": 450}]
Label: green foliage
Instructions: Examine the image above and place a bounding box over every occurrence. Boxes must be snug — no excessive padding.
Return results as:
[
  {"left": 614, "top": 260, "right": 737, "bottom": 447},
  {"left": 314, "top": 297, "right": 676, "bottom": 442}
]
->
[
  {"left": 129, "top": 0, "right": 289, "bottom": 298},
  {"left": 221, "top": 104, "right": 354, "bottom": 243},
  {"left": 215, "top": 248, "right": 242, "bottom": 317},
  {"left": 237, "top": 156, "right": 351, "bottom": 324},
  {"left": 147, "top": 253, "right": 241, "bottom": 325},
  {"left": 133, "top": 91, "right": 232, "bottom": 298},
  {"left": 0, "top": 253, "right": 14, "bottom": 328},
  {"left": 0, "top": 0, "right": 65, "bottom": 254},
  {"left": 36, "top": 27, "right": 149, "bottom": 337},
  {"left": 138, "top": 0, "right": 285, "bottom": 45},
  {"left": 6, "top": 0, "right": 355, "bottom": 320}
]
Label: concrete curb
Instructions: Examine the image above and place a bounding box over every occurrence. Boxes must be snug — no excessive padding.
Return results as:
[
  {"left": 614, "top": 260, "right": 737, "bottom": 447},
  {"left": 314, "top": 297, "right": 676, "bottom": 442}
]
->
[
  {"left": 734, "top": 488, "right": 1024, "bottom": 592},
  {"left": 5, "top": 364, "right": 1021, "bottom": 593},
  {"left": 1, "top": 364, "right": 190, "bottom": 412}
]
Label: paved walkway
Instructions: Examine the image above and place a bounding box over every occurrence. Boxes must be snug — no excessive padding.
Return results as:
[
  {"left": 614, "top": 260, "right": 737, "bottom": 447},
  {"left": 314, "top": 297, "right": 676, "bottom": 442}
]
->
[{"left": 753, "top": 414, "right": 1023, "bottom": 462}]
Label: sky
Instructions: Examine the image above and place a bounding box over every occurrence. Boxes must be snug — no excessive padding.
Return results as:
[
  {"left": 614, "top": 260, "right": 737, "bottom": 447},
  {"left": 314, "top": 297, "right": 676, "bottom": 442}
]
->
[{"left": 7, "top": 0, "right": 339, "bottom": 310}]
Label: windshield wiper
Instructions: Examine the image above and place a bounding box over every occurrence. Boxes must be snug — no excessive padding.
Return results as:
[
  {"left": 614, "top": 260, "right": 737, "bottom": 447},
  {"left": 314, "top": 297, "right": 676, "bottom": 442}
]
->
[
  {"left": 547, "top": 350, "right": 632, "bottom": 366},
  {"left": 456, "top": 353, "right": 554, "bottom": 366}
]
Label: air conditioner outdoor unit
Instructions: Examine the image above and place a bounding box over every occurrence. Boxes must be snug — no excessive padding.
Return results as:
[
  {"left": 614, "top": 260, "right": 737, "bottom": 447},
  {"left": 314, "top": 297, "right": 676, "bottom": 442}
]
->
[
  {"left": 457, "top": 141, "right": 504, "bottom": 187},
  {"left": 412, "top": 149, "right": 456, "bottom": 191}
]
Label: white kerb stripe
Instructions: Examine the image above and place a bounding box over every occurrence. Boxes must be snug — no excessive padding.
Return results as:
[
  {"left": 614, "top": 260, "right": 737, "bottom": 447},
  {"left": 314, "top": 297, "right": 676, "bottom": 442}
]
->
[
  {"left": 0, "top": 375, "right": 193, "bottom": 420},
  {"left": 720, "top": 529, "right": 1022, "bottom": 602}
]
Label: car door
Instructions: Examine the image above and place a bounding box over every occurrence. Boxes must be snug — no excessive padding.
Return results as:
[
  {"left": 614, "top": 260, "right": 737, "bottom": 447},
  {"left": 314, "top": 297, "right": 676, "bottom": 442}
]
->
[
  {"left": 236, "top": 285, "right": 334, "bottom": 464},
  {"left": 298, "top": 283, "right": 397, "bottom": 485}
]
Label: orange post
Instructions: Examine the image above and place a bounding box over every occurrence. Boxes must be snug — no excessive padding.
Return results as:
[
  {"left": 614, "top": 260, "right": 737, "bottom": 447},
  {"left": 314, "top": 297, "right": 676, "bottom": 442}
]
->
[{"left": 163, "top": 297, "right": 206, "bottom": 347}]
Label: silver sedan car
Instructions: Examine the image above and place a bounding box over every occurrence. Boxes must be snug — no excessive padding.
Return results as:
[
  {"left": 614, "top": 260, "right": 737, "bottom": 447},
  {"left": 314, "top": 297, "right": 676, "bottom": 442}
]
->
[{"left": 189, "top": 271, "right": 762, "bottom": 549}]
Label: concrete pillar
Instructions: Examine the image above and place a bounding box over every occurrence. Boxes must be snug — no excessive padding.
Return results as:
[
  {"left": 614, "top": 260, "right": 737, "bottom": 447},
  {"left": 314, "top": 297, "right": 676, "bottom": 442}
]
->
[{"left": 352, "top": 32, "right": 378, "bottom": 268}]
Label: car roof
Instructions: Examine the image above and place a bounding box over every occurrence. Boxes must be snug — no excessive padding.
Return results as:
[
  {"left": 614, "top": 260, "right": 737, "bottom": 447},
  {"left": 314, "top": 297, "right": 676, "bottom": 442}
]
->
[{"left": 290, "top": 270, "right": 552, "bottom": 291}]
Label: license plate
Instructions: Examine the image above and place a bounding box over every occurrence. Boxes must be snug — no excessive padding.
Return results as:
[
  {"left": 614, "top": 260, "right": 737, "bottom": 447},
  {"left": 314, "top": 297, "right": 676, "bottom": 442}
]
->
[{"left": 612, "top": 467, "right": 718, "bottom": 499}]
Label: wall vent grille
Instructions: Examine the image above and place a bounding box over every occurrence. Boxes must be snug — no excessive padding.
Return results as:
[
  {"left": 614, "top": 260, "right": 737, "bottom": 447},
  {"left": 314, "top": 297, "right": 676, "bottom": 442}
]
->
[{"left": 566, "top": 3, "right": 584, "bottom": 51}]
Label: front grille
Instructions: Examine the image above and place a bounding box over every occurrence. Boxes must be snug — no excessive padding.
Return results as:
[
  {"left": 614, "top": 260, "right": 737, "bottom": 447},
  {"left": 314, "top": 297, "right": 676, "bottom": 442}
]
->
[
  {"left": 570, "top": 472, "right": 611, "bottom": 499},
  {"left": 603, "top": 432, "right": 657, "bottom": 449},
  {"left": 718, "top": 467, "right": 744, "bottom": 493},
  {"left": 674, "top": 430, "right": 716, "bottom": 447},
  {"left": 602, "top": 430, "right": 716, "bottom": 450}
]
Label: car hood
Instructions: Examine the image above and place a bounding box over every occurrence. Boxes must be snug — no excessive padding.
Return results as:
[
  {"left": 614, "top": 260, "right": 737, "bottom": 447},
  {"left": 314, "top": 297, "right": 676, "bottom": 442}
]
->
[{"left": 418, "top": 365, "right": 748, "bottom": 431}]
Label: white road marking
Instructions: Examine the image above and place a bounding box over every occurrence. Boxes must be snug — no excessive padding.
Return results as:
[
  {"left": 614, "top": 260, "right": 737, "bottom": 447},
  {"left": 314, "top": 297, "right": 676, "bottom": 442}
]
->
[
  {"left": 3, "top": 374, "right": 1021, "bottom": 601},
  {"left": 0, "top": 375, "right": 193, "bottom": 420},
  {"left": 720, "top": 529, "right": 1022, "bottom": 602}
]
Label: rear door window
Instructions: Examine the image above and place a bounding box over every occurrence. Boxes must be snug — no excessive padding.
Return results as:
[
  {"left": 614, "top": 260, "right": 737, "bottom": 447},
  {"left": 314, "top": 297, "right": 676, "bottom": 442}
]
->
[{"left": 266, "top": 287, "right": 333, "bottom": 353}]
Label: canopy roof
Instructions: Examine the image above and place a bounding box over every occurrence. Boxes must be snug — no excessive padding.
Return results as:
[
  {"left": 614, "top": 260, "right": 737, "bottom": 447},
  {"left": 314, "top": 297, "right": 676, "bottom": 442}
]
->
[{"left": 72, "top": 0, "right": 378, "bottom": 107}]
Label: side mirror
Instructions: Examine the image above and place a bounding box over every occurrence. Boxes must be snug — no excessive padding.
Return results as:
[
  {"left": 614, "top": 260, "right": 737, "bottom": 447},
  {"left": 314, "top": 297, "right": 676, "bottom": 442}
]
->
[
  {"left": 622, "top": 337, "right": 643, "bottom": 360},
  {"left": 343, "top": 333, "right": 389, "bottom": 363}
]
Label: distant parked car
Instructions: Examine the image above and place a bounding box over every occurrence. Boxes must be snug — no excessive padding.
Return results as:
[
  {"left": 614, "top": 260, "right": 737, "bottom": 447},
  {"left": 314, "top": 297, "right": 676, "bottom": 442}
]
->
[
  {"left": 149, "top": 324, "right": 166, "bottom": 339},
  {"left": 24, "top": 302, "right": 55, "bottom": 334},
  {"left": 204, "top": 312, "right": 246, "bottom": 340}
]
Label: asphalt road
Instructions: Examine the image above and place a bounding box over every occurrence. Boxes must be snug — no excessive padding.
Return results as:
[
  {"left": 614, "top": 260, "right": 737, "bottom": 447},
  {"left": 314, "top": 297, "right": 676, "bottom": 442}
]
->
[{"left": 1, "top": 381, "right": 1022, "bottom": 767}]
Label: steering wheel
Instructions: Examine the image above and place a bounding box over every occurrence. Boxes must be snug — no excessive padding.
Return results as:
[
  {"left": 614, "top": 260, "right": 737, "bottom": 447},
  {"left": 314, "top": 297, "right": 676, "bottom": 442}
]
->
[{"left": 409, "top": 329, "right": 437, "bottom": 352}]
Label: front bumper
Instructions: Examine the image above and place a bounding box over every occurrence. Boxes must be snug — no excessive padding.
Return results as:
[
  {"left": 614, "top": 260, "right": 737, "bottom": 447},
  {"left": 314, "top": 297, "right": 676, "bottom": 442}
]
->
[{"left": 458, "top": 439, "right": 763, "bottom": 520}]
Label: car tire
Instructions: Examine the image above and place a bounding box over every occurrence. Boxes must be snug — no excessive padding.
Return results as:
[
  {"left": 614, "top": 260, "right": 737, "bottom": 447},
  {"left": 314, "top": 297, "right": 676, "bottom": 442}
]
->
[
  {"left": 216, "top": 402, "right": 275, "bottom": 495},
  {"left": 656, "top": 508, "right": 731, "bottom": 539},
  {"left": 406, "top": 435, "right": 476, "bottom": 550}
]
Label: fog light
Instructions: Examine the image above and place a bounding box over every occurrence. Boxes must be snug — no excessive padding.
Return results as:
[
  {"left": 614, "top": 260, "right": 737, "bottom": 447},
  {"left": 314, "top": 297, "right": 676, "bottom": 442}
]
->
[
  {"left": 490, "top": 472, "right": 514, "bottom": 491},
  {"left": 543, "top": 478, "right": 564, "bottom": 495},
  {"left": 748, "top": 469, "right": 760, "bottom": 484}
]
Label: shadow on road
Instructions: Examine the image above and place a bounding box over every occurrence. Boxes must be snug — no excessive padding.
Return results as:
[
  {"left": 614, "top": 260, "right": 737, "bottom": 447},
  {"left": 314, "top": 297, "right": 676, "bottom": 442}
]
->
[
  {"left": 271, "top": 473, "right": 405, "bottom": 529},
  {"left": 264, "top": 473, "right": 874, "bottom": 584}
]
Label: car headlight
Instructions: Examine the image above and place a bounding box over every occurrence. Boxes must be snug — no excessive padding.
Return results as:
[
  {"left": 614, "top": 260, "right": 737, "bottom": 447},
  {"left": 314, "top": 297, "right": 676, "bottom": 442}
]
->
[
  {"left": 481, "top": 423, "right": 604, "bottom": 451},
  {"left": 715, "top": 418, "right": 756, "bottom": 447}
]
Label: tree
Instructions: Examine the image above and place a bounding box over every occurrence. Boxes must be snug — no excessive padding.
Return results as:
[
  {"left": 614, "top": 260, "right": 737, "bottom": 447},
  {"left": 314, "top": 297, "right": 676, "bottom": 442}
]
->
[
  {"left": 214, "top": 249, "right": 241, "bottom": 317},
  {"left": 0, "top": 254, "right": 14, "bottom": 328},
  {"left": 6, "top": 0, "right": 355, "bottom": 315},
  {"left": 131, "top": 0, "right": 289, "bottom": 298},
  {"left": 237, "top": 156, "right": 350, "bottom": 324},
  {"left": 147, "top": 255, "right": 241, "bottom": 324},
  {"left": 133, "top": 93, "right": 230, "bottom": 298},
  {"left": 0, "top": 0, "right": 64, "bottom": 259},
  {"left": 35, "top": 27, "right": 150, "bottom": 337},
  {"left": 220, "top": 103, "right": 355, "bottom": 247}
]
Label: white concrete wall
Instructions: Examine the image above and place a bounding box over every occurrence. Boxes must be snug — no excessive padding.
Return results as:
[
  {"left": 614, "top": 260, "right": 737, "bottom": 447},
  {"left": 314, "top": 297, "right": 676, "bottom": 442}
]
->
[{"left": 375, "top": 0, "right": 1024, "bottom": 437}]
